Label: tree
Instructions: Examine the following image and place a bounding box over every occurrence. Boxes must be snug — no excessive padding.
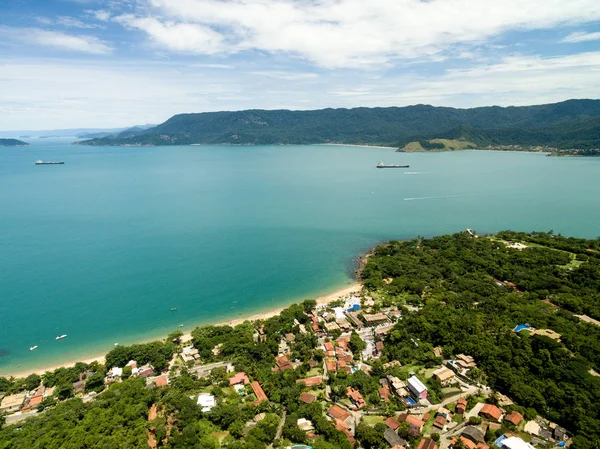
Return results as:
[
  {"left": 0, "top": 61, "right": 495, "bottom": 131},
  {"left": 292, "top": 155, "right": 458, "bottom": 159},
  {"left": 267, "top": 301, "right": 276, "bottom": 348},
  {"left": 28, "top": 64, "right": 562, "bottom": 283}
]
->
[{"left": 349, "top": 331, "right": 366, "bottom": 354}]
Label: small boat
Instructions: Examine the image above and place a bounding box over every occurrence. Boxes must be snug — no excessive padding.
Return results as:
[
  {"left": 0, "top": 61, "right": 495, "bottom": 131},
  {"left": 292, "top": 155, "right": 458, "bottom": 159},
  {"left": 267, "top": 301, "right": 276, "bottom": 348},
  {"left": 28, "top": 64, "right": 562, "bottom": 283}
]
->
[
  {"left": 178, "top": 324, "right": 184, "bottom": 327},
  {"left": 36, "top": 160, "right": 65, "bottom": 165},
  {"left": 30, "top": 346, "right": 38, "bottom": 351},
  {"left": 55, "top": 334, "right": 67, "bottom": 340},
  {"left": 170, "top": 307, "right": 177, "bottom": 311},
  {"left": 377, "top": 162, "right": 409, "bottom": 168},
  {"left": 114, "top": 343, "right": 119, "bottom": 346}
]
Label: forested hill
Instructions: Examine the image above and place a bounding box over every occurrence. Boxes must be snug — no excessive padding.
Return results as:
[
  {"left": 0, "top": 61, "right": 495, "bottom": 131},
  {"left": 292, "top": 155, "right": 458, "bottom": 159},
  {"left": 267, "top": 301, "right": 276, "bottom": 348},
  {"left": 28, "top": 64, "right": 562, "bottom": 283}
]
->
[
  {"left": 0, "top": 138, "right": 29, "bottom": 146},
  {"left": 76, "top": 99, "right": 600, "bottom": 150}
]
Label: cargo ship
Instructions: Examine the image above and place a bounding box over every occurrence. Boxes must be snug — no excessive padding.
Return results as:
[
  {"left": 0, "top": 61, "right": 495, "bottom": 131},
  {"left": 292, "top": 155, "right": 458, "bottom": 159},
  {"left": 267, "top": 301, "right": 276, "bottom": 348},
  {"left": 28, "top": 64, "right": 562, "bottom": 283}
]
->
[
  {"left": 377, "top": 162, "right": 409, "bottom": 168},
  {"left": 35, "top": 160, "right": 64, "bottom": 165}
]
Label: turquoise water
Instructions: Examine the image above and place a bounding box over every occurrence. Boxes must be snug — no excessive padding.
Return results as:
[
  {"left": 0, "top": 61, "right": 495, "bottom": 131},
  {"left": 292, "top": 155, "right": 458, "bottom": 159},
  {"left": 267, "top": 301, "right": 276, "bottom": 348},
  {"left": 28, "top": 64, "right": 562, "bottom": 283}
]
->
[{"left": 1, "top": 140, "right": 600, "bottom": 375}]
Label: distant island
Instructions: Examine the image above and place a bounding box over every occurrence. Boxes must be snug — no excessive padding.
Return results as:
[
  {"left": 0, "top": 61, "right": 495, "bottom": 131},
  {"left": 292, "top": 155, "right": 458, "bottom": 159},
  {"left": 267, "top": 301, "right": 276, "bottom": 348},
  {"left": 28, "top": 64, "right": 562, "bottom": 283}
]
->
[
  {"left": 75, "top": 99, "right": 600, "bottom": 155},
  {"left": 0, "top": 138, "right": 29, "bottom": 147}
]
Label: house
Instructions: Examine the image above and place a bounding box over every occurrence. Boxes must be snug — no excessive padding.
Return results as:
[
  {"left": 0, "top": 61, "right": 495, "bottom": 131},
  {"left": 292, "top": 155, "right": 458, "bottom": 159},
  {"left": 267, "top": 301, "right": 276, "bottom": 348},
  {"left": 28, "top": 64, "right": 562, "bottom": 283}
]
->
[
  {"left": 398, "top": 413, "right": 425, "bottom": 433},
  {"left": 455, "top": 354, "right": 477, "bottom": 370},
  {"left": 335, "top": 419, "right": 356, "bottom": 445},
  {"left": 433, "top": 346, "right": 444, "bottom": 358},
  {"left": 387, "top": 375, "right": 408, "bottom": 397},
  {"left": 362, "top": 313, "right": 390, "bottom": 326},
  {"left": 326, "top": 360, "right": 337, "bottom": 373},
  {"left": 299, "top": 392, "right": 316, "bottom": 404},
  {"left": 501, "top": 437, "right": 535, "bottom": 449},
  {"left": 0, "top": 392, "right": 26, "bottom": 413},
  {"left": 28, "top": 394, "right": 43, "bottom": 408},
  {"left": 229, "top": 372, "right": 250, "bottom": 386},
  {"left": 433, "top": 415, "right": 447, "bottom": 430},
  {"left": 274, "top": 355, "right": 293, "bottom": 372},
  {"left": 384, "top": 428, "right": 408, "bottom": 448},
  {"left": 456, "top": 397, "right": 468, "bottom": 414},
  {"left": 284, "top": 333, "right": 296, "bottom": 342},
  {"left": 154, "top": 376, "right": 169, "bottom": 387},
  {"left": 297, "top": 418, "right": 314, "bottom": 431},
  {"left": 433, "top": 367, "right": 455, "bottom": 387},
  {"left": 328, "top": 404, "right": 352, "bottom": 423},
  {"left": 324, "top": 321, "right": 341, "bottom": 333},
  {"left": 251, "top": 381, "right": 268, "bottom": 404},
  {"left": 450, "top": 437, "right": 477, "bottom": 449},
  {"left": 180, "top": 346, "right": 200, "bottom": 364},
  {"left": 324, "top": 341, "right": 334, "bottom": 352},
  {"left": 138, "top": 367, "right": 154, "bottom": 378},
  {"left": 461, "top": 426, "right": 485, "bottom": 443},
  {"left": 345, "top": 312, "right": 363, "bottom": 329},
  {"left": 347, "top": 387, "right": 366, "bottom": 408},
  {"left": 385, "top": 417, "right": 401, "bottom": 430},
  {"left": 375, "top": 341, "right": 384, "bottom": 353},
  {"left": 407, "top": 375, "right": 428, "bottom": 400},
  {"left": 554, "top": 426, "right": 567, "bottom": 440},
  {"left": 109, "top": 366, "right": 123, "bottom": 378},
  {"left": 337, "top": 336, "right": 350, "bottom": 350},
  {"left": 479, "top": 404, "right": 502, "bottom": 421},
  {"left": 505, "top": 411, "right": 523, "bottom": 426},
  {"left": 197, "top": 393, "right": 216, "bottom": 412},
  {"left": 416, "top": 439, "right": 438, "bottom": 449},
  {"left": 296, "top": 376, "right": 324, "bottom": 387},
  {"left": 336, "top": 318, "right": 352, "bottom": 331},
  {"left": 73, "top": 380, "right": 86, "bottom": 394},
  {"left": 379, "top": 386, "right": 391, "bottom": 402}
]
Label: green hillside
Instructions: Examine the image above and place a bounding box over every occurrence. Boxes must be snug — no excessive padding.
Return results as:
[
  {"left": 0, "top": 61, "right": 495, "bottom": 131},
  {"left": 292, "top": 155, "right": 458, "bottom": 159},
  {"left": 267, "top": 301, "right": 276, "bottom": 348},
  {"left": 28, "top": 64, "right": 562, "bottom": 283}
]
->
[
  {"left": 0, "top": 138, "right": 29, "bottom": 146},
  {"left": 76, "top": 99, "right": 600, "bottom": 150}
]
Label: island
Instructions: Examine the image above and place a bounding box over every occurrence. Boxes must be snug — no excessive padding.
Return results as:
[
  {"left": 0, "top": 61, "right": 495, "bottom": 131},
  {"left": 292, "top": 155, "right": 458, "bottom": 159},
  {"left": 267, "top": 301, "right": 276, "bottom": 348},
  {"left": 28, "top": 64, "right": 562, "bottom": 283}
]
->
[
  {"left": 0, "top": 138, "right": 29, "bottom": 147},
  {"left": 1, "top": 231, "right": 599, "bottom": 449}
]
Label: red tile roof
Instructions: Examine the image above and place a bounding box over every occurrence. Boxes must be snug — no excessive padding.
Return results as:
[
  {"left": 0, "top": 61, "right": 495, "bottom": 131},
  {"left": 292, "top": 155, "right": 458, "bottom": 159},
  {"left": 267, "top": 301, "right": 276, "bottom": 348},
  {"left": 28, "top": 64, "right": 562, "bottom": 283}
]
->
[
  {"left": 326, "top": 360, "right": 337, "bottom": 372},
  {"left": 480, "top": 404, "right": 502, "bottom": 421},
  {"left": 155, "top": 376, "right": 169, "bottom": 387},
  {"left": 398, "top": 413, "right": 425, "bottom": 431},
  {"left": 328, "top": 404, "right": 352, "bottom": 422},
  {"left": 379, "top": 386, "right": 390, "bottom": 402},
  {"left": 505, "top": 411, "right": 523, "bottom": 426},
  {"left": 324, "top": 342, "right": 334, "bottom": 352},
  {"left": 385, "top": 417, "right": 401, "bottom": 430},
  {"left": 28, "top": 394, "right": 43, "bottom": 407},
  {"left": 299, "top": 392, "right": 316, "bottom": 404},
  {"left": 347, "top": 387, "right": 366, "bottom": 408},
  {"left": 229, "top": 372, "right": 250, "bottom": 386},
  {"left": 456, "top": 397, "right": 467, "bottom": 413},
  {"left": 274, "top": 356, "right": 293, "bottom": 371},
  {"left": 416, "top": 439, "right": 438, "bottom": 449},
  {"left": 335, "top": 418, "right": 356, "bottom": 445},
  {"left": 296, "top": 376, "right": 323, "bottom": 387},
  {"left": 433, "top": 416, "right": 447, "bottom": 429},
  {"left": 251, "top": 381, "right": 268, "bottom": 403}
]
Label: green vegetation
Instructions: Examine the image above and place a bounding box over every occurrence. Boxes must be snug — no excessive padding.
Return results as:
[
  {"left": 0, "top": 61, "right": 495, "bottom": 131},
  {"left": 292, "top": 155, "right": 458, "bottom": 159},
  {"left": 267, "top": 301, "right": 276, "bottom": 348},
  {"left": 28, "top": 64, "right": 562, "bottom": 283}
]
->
[
  {"left": 403, "top": 138, "right": 477, "bottom": 152},
  {"left": 105, "top": 340, "right": 176, "bottom": 372},
  {"left": 0, "top": 138, "right": 29, "bottom": 147},
  {"left": 76, "top": 99, "right": 600, "bottom": 151},
  {"left": 362, "top": 231, "right": 600, "bottom": 448}
]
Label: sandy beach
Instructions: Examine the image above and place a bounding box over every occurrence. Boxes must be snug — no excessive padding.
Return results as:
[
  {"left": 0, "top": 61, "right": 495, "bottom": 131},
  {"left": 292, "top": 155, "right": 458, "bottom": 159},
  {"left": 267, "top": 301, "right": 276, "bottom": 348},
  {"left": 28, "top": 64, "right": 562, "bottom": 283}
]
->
[{"left": 6, "top": 282, "right": 362, "bottom": 379}]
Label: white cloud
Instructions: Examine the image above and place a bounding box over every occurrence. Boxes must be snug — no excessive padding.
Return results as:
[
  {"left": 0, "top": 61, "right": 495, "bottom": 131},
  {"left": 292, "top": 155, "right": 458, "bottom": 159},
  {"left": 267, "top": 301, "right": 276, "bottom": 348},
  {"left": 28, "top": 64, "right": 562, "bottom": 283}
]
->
[
  {"left": 562, "top": 31, "right": 600, "bottom": 43},
  {"left": 104, "top": 0, "right": 600, "bottom": 67},
  {"left": 114, "top": 15, "right": 225, "bottom": 54},
  {"left": 36, "top": 15, "right": 101, "bottom": 29},
  {"left": 0, "top": 26, "right": 113, "bottom": 54},
  {"left": 248, "top": 71, "right": 319, "bottom": 80}
]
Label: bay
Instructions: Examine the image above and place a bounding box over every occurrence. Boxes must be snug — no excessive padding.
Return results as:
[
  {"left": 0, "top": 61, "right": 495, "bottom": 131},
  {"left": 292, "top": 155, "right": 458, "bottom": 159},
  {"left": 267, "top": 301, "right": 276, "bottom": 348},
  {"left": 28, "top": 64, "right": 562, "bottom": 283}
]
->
[{"left": 1, "top": 139, "right": 600, "bottom": 375}]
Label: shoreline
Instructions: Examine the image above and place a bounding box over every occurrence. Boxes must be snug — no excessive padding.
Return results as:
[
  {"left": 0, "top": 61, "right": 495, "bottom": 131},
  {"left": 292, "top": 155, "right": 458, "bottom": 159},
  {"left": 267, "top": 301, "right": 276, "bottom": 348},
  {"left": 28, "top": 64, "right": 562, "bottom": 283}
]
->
[
  {"left": 4, "top": 282, "right": 362, "bottom": 379},
  {"left": 313, "top": 143, "right": 397, "bottom": 149}
]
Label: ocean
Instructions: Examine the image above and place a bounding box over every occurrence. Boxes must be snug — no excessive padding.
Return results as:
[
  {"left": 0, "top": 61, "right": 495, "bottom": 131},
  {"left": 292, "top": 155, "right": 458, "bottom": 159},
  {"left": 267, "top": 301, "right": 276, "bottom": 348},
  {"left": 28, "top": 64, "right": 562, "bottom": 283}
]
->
[{"left": 1, "top": 139, "right": 600, "bottom": 375}]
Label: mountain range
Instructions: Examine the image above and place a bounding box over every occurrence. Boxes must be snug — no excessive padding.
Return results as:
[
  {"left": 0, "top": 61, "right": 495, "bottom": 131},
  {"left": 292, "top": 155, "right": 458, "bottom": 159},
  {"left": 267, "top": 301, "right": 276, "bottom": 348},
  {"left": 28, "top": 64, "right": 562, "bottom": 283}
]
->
[{"left": 76, "top": 99, "right": 600, "bottom": 152}]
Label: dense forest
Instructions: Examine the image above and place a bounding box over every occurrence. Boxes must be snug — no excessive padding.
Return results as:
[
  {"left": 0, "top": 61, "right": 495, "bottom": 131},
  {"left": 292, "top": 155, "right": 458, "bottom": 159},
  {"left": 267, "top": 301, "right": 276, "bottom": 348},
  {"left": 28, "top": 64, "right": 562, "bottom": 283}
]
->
[
  {"left": 76, "top": 99, "right": 600, "bottom": 150},
  {"left": 362, "top": 232, "right": 600, "bottom": 448}
]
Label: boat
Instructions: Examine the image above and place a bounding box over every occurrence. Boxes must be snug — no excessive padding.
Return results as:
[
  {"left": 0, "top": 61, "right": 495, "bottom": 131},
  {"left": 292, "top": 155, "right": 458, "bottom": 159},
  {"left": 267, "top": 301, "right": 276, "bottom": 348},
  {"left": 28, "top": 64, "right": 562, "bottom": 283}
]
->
[
  {"left": 179, "top": 324, "right": 184, "bottom": 327},
  {"left": 30, "top": 345, "right": 38, "bottom": 351},
  {"left": 55, "top": 334, "right": 67, "bottom": 340},
  {"left": 170, "top": 307, "right": 177, "bottom": 311},
  {"left": 35, "top": 160, "right": 64, "bottom": 165},
  {"left": 377, "top": 162, "right": 410, "bottom": 168}
]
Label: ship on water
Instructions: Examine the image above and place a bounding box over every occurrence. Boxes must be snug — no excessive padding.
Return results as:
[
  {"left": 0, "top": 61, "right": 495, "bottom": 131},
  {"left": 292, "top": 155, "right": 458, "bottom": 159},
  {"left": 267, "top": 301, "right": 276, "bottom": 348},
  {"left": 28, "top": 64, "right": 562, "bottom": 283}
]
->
[
  {"left": 377, "top": 162, "right": 410, "bottom": 168},
  {"left": 35, "top": 160, "right": 64, "bottom": 165}
]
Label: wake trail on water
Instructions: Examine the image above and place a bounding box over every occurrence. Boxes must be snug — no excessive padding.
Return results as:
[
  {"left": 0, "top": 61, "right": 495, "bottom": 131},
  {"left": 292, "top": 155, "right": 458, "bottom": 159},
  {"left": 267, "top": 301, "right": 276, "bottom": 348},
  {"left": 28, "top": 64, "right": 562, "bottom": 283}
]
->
[
  {"left": 404, "top": 172, "right": 427, "bottom": 175},
  {"left": 404, "top": 194, "right": 470, "bottom": 201}
]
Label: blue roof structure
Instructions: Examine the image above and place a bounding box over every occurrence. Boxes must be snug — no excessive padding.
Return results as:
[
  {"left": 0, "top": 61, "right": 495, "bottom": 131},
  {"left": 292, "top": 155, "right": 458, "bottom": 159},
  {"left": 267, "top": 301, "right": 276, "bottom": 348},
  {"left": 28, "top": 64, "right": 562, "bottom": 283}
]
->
[{"left": 494, "top": 435, "right": 508, "bottom": 447}]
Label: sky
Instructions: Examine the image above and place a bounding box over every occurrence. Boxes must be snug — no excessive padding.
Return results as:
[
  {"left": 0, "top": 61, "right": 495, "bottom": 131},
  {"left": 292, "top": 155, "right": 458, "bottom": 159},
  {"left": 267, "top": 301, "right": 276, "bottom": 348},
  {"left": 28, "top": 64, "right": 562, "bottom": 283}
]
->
[{"left": 1, "top": 0, "right": 600, "bottom": 130}]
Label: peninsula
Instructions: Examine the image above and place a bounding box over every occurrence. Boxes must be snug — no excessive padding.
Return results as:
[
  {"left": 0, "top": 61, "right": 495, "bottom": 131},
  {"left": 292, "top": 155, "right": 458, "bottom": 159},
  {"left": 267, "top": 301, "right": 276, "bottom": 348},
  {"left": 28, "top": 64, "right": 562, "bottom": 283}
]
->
[
  {"left": 75, "top": 99, "right": 600, "bottom": 154},
  {"left": 0, "top": 138, "right": 29, "bottom": 147},
  {"left": 2, "top": 231, "right": 599, "bottom": 449}
]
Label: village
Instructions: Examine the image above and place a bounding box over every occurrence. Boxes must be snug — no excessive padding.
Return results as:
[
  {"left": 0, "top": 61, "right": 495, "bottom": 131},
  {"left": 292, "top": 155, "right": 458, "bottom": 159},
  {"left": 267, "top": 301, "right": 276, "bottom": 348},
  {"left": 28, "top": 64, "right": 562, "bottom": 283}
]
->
[{"left": 1, "top": 290, "right": 572, "bottom": 449}]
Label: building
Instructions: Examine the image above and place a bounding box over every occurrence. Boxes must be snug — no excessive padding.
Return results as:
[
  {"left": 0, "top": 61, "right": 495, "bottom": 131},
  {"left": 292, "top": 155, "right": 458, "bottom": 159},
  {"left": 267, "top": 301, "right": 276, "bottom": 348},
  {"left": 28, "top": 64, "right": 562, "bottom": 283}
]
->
[
  {"left": 505, "top": 411, "right": 523, "bottom": 426},
  {"left": 407, "top": 375, "right": 428, "bottom": 400},
  {"left": 461, "top": 426, "right": 485, "bottom": 443},
  {"left": 379, "top": 386, "right": 391, "bottom": 402},
  {"left": 523, "top": 420, "right": 540, "bottom": 435},
  {"left": 73, "top": 380, "right": 86, "bottom": 395},
  {"left": 433, "top": 367, "right": 455, "bottom": 387},
  {"left": 416, "top": 439, "right": 438, "bottom": 449},
  {"left": 387, "top": 375, "right": 409, "bottom": 397},
  {"left": 299, "top": 392, "right": 316, "bottom": 404},
  {"left": 362, "top": 313, "right": 390, "bottom": 326},
  {"left": 398, "top": 413, "right": 425, "bottom": 434},
  {"left": 347, "top": 387, "right": 366, "bottom": 408},
  {"left": 326, "top": 360, "right": 337, "bottom": 373},
  {"left": 345, "top": 311, "right": 363, "bottom": 329},
  {"left": 450, "top": 437, "right": 477, "bottom": 449},
  {"left": 328, "top": 404, "right": 352, "bottom": 423},
  {"left": 284, "top": 333, "right": 296, "bottom": 342},
  {"left": 384, "top": 428, "right": 408, "bottom": 448},
  {"left": 335, "top": 419, "right": 356, "bottom": 445},
  {"left": 197, "top": 393, "right": 216, "bottom": 412},
  {"left": 501, "top": 437, "right": 535, "bottom": 449},
  {"left": 274, "top": 355, "right": 293, "bottom": 372},
  {"left": 455, "top": 354, "right": 477, "bottom": 370},
  {"left": 154, "top": 376, "right": 169, "bottom": 387},
  {"left": 229, "top": 372, "right": 250, "bottom": 386},
  {"left": 0, "top": 393, "right": 26, "bottom": 413},
  {"left": 385, "top": 417, "right": 401, "bottom": 430},
  {"left": 433, "top": 415, "right": 447, "bottom": 430},
  {"left": 479, "top": 404, "right": 502, "bottom": 421},
  {"left": 324, "top": 321, "right": 341, "bottom": 333},
  {"left": 297, "top": 418, "right": 314, "bottom": 431},
  {"left": 251, "top": 381, "right": 268, "bottom": 404},
  {"left": 456, "top": 397, "right": 467, "bottom": 414}
]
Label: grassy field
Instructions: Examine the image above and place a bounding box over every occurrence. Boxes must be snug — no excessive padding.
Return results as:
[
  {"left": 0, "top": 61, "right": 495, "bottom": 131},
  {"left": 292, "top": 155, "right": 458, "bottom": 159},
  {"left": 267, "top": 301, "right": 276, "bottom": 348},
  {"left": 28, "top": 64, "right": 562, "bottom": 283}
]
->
[{"left": 402, "top": 138, "right": 477, "bottom": 152}]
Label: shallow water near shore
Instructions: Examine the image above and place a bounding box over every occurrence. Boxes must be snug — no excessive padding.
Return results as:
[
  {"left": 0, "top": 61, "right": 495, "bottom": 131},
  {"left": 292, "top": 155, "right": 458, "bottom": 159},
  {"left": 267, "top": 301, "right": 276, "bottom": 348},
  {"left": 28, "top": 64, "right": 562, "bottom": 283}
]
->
[{"left": 1, "top": 140, "right": 600, "bottom": 375}]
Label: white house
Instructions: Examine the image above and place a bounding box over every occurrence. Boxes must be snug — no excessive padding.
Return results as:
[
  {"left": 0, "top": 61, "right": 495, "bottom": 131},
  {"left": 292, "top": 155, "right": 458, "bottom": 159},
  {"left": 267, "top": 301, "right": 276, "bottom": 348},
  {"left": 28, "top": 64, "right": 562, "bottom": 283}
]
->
[
  {"left": 407, "top": 375, "right": 428, "bottom": 400},
  {"left": 501, "top": 437, "right": 535, "bottom": 449},
  {"left": 197, "top": 393, "right": 216, "bottom": 412}
]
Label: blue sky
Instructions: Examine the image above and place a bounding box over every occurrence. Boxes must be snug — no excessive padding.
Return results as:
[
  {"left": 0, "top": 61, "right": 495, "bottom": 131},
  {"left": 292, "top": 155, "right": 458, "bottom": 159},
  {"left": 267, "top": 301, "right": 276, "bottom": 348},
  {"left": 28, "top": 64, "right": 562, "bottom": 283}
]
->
[{"left": 1, "top": 0, "right": 599, "bottom": 129}]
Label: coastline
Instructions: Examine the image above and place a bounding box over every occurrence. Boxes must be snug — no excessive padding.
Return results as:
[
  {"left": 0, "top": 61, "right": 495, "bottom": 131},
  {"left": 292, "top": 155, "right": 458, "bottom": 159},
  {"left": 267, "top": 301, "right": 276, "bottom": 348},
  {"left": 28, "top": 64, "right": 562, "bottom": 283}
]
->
[
  {"left": 313, "top": 143, "right": 397, "bottom": 149},
  {"left": 5, "top": 282, "right": 362, "bottom": 379}
]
